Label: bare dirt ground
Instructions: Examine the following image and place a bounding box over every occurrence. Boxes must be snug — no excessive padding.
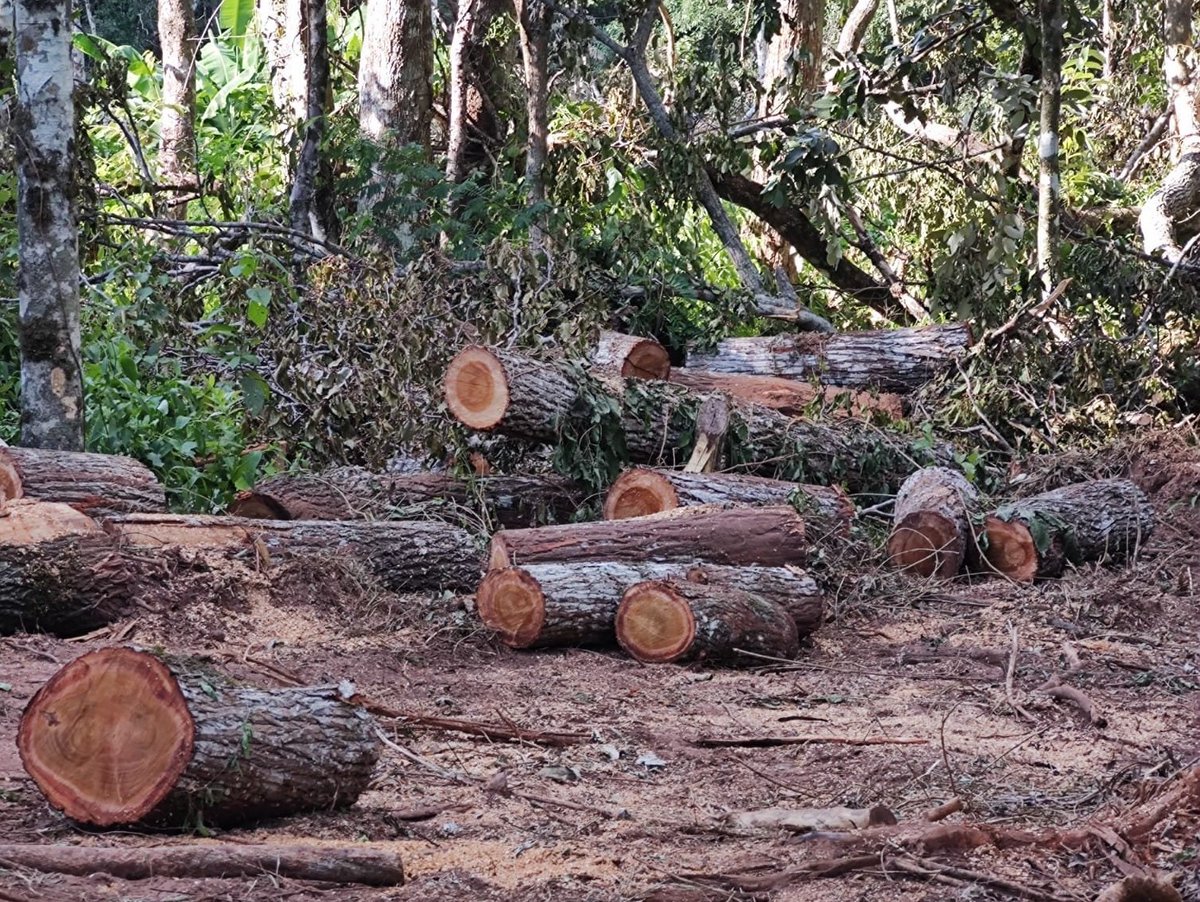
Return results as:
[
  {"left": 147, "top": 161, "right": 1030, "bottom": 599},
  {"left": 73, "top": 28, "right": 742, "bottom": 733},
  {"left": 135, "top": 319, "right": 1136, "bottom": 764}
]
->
[{"left": 1, "top": 434, "right": 1199, "bottom": 901}]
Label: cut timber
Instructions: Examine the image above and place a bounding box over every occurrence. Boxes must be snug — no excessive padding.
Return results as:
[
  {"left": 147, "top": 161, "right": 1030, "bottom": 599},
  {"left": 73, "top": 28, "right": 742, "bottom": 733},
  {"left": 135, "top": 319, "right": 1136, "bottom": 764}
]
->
[
  {"left": 686, "top": 324, "right": 973, "bottom": 392},
  {"left": 886, "top": 467, "right": 979, "bottom": 578},
  {"left": 603, "top": 467, "right": 853, "bottom": 539},
  {"left": 684, "top": 395, "right": 729, "bottom": 473},
  {"left": 229, "top": 467, "right": 582, "bottom": 528},
  {"left": 669, "top": 368, "right": 904, "bottom": 421},
  {"left": 0, "top": 843, "right": 405, "bottom": 886},
  {"left": 476, "top": 561, "right": 822, "bottom": 648},
  {"left": 616, "top": 581, "right": 799, "bottom": 664},
  {"left": 488, "top": 504, "right": 807, "bottom": 570},
  {"left": 981, "top": 479, "right": 1154, "bottom": 582},
  {"left": 0, "top": 447, "right": 166, "bottom": 514},
  {"left": 443, "top": 345, "right": 576, "bottom": 440},
  {"left": 105, "top": 513, "right": 479, "bottom": 592},
  {"left": 592, "top": 330, "right": 671, "bottom": 380},
  {"left": 18, "top": 647, "right": 378, "bottom": 828}
]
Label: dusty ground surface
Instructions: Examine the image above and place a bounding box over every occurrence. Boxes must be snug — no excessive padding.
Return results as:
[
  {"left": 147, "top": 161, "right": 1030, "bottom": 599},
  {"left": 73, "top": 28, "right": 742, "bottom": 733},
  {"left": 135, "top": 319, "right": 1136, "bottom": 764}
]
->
[{"left": 1, "top": 434, "right": 1199, "bottom": 901}]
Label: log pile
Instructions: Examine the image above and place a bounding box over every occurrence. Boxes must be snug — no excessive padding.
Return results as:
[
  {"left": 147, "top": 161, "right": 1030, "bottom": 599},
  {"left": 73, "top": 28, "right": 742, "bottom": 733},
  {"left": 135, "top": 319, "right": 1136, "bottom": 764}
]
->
[{"left": 0, "top": 447, "right": 167, "bottom": 514}]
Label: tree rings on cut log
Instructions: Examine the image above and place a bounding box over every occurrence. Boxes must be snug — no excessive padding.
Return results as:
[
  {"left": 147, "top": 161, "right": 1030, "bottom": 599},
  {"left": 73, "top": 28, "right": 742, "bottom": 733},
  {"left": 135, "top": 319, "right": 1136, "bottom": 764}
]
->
[
  {"left": 616, "top": 581, "right": 799, "bottom": 665},
  {"left": 476, "top": 567, "right": 549, "bottom": 648},
  {"left": 592, "top": 331, "right": 671, "bottom": 380},
  {"left": 444, "top": 346, "right": 510, "bottom": 430},
  {"left": 886, "top": 467, "right": 979, "bottom": 578},
  {"left": 443, "top": 346, "right": 577, "bottom": 440}
]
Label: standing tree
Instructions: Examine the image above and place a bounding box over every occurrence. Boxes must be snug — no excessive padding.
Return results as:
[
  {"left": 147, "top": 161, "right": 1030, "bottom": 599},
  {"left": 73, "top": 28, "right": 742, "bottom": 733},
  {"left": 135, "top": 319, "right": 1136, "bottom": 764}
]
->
[
  {"left": 158, "top": 0, "right": 198, "bottom": 217},
  {"left": 257, "top": 0, "right": 308, "bottom": 135},
  {"left": 514, "top": 0, "right": 550, "bottom": 247},
  {"left": 288, "top": 0, "right": 334, "bottom": 241},
  {"left": 445, "top": 0, "right": 480, "bottom": 184},
  {"left": 13, "top": 0, "right": 84, "bottom": 450},
  {"left": 1036, "top": 0, "right": 1063, "bottom": 297},
  {"left": 357, "top": 0, "right": 433, "bottom": 149}
]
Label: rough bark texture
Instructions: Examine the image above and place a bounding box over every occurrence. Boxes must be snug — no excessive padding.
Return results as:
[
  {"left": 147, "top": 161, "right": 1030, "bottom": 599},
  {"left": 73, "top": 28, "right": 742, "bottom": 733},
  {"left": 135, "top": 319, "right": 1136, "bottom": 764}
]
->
[
  {"left": 256, "top": 0, "right": 308, "bottom": 133},
  {"left": 357, "top": 0, "right": 433, "bottom": 147},
  {"left": 982, "top": 479, "right": 1155, "bottom": 582},
  {"left": 19, "top": 648, "right": 379, "bottom": 828},
  {"left": 157, "top": 0, "right": 197, "bottom": 216},
  {"left": 669, "top": 368, "right": 904, "bottom": 420},
  {"left": 230, "top": 467, "right": 583, "bottom": 528},
  {"left": 592, "top": 331, "right": 671, "bottom": 380},
  {"left": 443, "top": 346, "right": 578, "bottom": 441},
  {"left": 488, "top": 504, "right": 807, "bottom": 570},
  {"left": 0, "top": 0, "right": 11, "bottom": 58},
  {"left": 476, "top": 561, "right": 821, "bottom": 648},
  {"left": 886, "top": 467, "right": 979, "bottom": 579},
  {"left": 14, "top": 0, "right": 84, "bottom": 451},
  {"left": 0, "top": 447, "right": 167, "bottom": 514},
  {"left": 603, "top": 467, "right": 853, "bottom": 540},
  {"left": 0, "top": 843, "right": 405, "bottom": 886},
  {"left": 616, "top": 581, "right": 800, "bottom": 664},
  {"left": 761, "top": 0, "right": 824, "bottom": 112},
  {"left": 514, "top": 0, "right": 550, "bottom": 245},
  {"left": 288, "top": 0, "right": 333, "bottom": 242},
  {"left": 686, "top": 324, "right": 973, "bottom": 392},
  {"left": 105, "top": 513, "right": 479, "bottom": 592},
  {"left": 445, "top": 0, "right": 481, "bottom": 184}
]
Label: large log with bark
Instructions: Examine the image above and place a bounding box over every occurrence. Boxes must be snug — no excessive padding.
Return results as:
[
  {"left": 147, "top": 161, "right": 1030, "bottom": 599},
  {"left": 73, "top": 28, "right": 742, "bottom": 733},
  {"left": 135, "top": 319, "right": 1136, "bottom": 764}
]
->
[
  {"left": 18, "top": 647, "right": 379, "bottom": 828},
  {"left": 592, "top": 330, "right": 671, "bottom": 379},
  {"left": 668, "top": 368, "right": 904, "bottom": 420},
  {"left": 602, "top": 467, "right": 853, "bottom": 539},
  {"left": 616, "top": 581, "right": 799, "bottom": 664},
  {"left": 105, "top": 513, "right": 479, "bottom": 592},
  {"left": 685, "top": 324, "right": 974, "bottom": 392},
  {"left": 487, "top": 504, "right": 807, "bottom": 570},
  {"left": 476, "top": 561, "right": 822, "bottom": 648},
  {"left": 886, "top": 467, "right": 980, "bottom": 579},
  {"left": 229, "top": 466, "right": 582, "bottom": 528},
  {"left": 0, "top": 447, "right": 166, "bottom": 514},
  {"left": 443, "top": 345, "right": 577, "bottom": 440},
  {"left": 980, "top": 479, "right": 1154, "bottom": 582}
]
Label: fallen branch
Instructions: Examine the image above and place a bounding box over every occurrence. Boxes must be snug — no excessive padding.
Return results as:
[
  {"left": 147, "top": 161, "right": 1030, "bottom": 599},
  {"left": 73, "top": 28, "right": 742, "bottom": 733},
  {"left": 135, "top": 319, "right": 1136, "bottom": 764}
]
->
[
  {"left": 353, "top": 694, "right": 588, "bottom": 747},
  {"left": 693, "top": 735, "right": 927, "bottom": 749},
  {"left": 1039, "top": 675, "right": 1106, "bottom": 727}
]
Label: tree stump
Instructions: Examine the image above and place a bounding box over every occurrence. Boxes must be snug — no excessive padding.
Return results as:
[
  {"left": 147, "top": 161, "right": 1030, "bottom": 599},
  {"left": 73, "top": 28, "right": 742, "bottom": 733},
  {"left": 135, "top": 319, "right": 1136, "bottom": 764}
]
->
[
  {"left": 981, "top": 478, "right": 1155, "bottom": 582},
  {"left": 0, "top": 448, "right": 166, "bottom": 514},
  {"left": 18, "top": 648, "right": 379, "bottom": 828},
  {"left": 886, "top": 467, "right": 980, "bottom": 578},
  {"left": 616, "top": 581, "right": 799, "bottom": 664},
  {"left": 592, "top": 331, "right": 671, "bottom": 380}
]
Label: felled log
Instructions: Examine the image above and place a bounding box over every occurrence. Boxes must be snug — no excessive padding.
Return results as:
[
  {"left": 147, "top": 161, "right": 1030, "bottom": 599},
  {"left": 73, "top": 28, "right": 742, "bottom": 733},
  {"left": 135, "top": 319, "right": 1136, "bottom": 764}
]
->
[
  {"left": 104, "top": 512, "right": 478, "bottom": 591},
  {"left": 0, "top": 447, "right": 166, "bottom": 513},
  {"left": 229, "top": 466, "right": 581, "bottom": 528},
  {"left": 0, "top": 842, "right": 405, "bottom": 886},
  {"left": 18, "top": 647, "right": 379, "bottom": 828},
  {"left": 443, "top": 345, "right": 577, "bottom": 437},
  {"left": 886, "top": 467, "right": 980, "bottom": 578},
  {"left": 616, "top": 581, "right": 799, "bottom": 664},
  {"left": 476, "top": 560, "right": 822, "bottom": 648},
  {"left": 669, "top": 368, "right": 904, "bottom": 420},
  {"left": 683, "top": 395, "right": 728, "bottom": 473},
  {"left": 603, "top": 467, "right": 853, "bottom": 539},
  {"left": 685, "top": 323, "right": 973, "bottom": 392},
  {"left": 981, "top": 479, "right": 1154, "bottom": 582},
  {"left": 487, "top": 504, "right": 807, "bottom": 570},
  {"left": 592, "top": 330, "right": 670, "bottom": 379}
]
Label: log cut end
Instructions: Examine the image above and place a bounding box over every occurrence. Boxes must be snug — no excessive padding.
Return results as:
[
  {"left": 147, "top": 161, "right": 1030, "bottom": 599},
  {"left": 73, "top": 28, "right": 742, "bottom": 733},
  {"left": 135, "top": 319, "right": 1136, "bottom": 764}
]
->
[
  {"left": 887, "top": 511, "right": 962, "bottom": 579},
  {"left": 619, "top": 339, "right": 671, "bottom": 380},
  {"left": 603, "top": 468, "right": 680, "bottom": 520},
  {"left": 0, "top": 499, "right": 102, "bottom": 544},
  {"left": 444, "top": 346, "right": 511, "bottom": 430},
  {"left": 227, "top": 491, "right": 291, "bottom": 520},
  {"left": 476, "top": 567, "right": 546, "bottom": 648},
  {"left": 18, "top": 648, "right": 194, "bottom": 826},
  {"left": 615, "top": 581, "right": 696, "bottom": 663},
  {"left": 0, "top": 458, "right": 22, "bottom": 504},
  {"left": 981, "top": 516, "right": 1038, "bottom": 582}
]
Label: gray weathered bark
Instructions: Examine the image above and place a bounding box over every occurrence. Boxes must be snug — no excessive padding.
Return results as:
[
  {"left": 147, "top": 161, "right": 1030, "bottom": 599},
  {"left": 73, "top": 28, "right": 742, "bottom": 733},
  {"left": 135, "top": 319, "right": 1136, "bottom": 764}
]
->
[
  {"left": 1036, "top": 0, "right": 1062, "bottom": 297},
  {"left": 760, "top": 0, "right": 823, "bottom": 114},
  {"left": 358, "top": 0, "right": 433, "bottom": 148},
  {"left": 14, "top": 0, "right": 84, "bottom": 450},
  {"left": 257, "top": 0, "right": 308, "bottom": 134},
  {"left": 514, "top": 0, "right": 550, "bottom": 246},
  {"left": 158, "top": 0, "right": 197, "bottom": 217},
  {"left": 445, "top": 0, "right": 481, "bottom": 184},
  {"left": 289, "top": 0, "right": 334, "bottom": 242}
]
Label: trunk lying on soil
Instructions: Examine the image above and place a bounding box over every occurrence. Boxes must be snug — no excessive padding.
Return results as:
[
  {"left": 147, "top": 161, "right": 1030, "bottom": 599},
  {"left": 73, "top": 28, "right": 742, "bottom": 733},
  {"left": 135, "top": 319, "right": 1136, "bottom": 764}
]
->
[
  {"left": 0, "top": 447, "right": 166, "bottom": 514},
  {"left": 592, "top": 330, "right": 671, "bottom": 380},
  {"left": 886, "top": 467, "right": 980, "bottom": 579},
  {"left": 981, "top": 478, "right": 1154, "bottom": 582},
  {"left": 475, "top": 560, "right": 822, "bottom": 648},
  {"left": 668, "top": 367, "right": 904, "bottom": 420},
  {"left": 443, "top": 345, "right": 577, "bottom": 441},
  {"left": 616, "top": 580, "right": 800, "bottom": 664},
  {"left": 18, "top": 647, "right": 379, "bottom": 828}
]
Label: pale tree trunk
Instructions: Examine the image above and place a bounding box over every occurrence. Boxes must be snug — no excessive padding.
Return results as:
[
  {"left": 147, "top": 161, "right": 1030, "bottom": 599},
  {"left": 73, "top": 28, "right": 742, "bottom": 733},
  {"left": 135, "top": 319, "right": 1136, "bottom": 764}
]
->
[
  {"left": 357, "top": 0, "right": 433, "bottom": 149},
  {"left": 836, "top": 0, "right": 878, "bottom": 54},
  {"left": 515, "top": 0, "right": 550, "bottom": 247},
  {"left": 257, "top": 0, "right": 309, "bottom": 137},
  {"left": 1036, "top": 0, "right": 1062, "bottom": 297},
  {"left": 158, "top": 0, "right": 197, "bottom": 218},
  {"left": 289, "top": 0, "right": 334, "bottom": 242},
  {"left": 14, "top": 0, "right": 84, "bottom": 451},
  {"left": 1101, "top": 0, "right": 1117, "bottom": 79},
  {"left": 445, "top": 0, "right": 480, "bottom": 184}
]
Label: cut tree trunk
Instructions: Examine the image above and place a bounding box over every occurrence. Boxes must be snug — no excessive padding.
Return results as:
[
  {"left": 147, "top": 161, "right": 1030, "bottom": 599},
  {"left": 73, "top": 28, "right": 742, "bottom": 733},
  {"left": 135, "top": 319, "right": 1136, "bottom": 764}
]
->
[
  {"left": 669, "top": 367, "right": 904, "bottom": 420},
  {"left": 487, "top": 504, "right": 807, "bottom": 570},
  {"left": 0, "top": 843, "right": 405, "bottom": 886},
  {"left": 616, "top": 581, "right": 799, "bottom": 664},
  {"left": 981, "top": 479, "right": 1154, "bottom": 582},
  {"left": 229, "top": 467, "right": 581, "bottom": 528},
  {"left": 0, "top": 447, "right": 167, "bottom": 513},
  {"left": 18, "top": 647, "right": 379, "bottom": 828},
  {"left": 476, "top": 561, "right": 822, "bottom": 648},
  {"left": 685, "top": 324, "right": 973, "bottom": 392},
  {"left": 443, "top": 346, "right": 577, "bottom": 441},
  {"left": 886, "top": 467, "right": 979, "bottom": 579},
  {"left": 591, "top": 331, "right": 671, "bottom": 380},
  {"left": 603, "top": 467, "right": 853, "bottom": 540},
  {"left": 104, "top": 513, "right": 479, "bottom": 592}
]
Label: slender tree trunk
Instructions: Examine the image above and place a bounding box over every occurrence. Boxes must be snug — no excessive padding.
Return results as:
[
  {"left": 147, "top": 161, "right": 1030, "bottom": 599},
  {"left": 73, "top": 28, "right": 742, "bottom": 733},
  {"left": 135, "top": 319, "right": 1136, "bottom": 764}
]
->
[
  {"left": 445, "top": 0, "right": 480, "bottom": 184},
  {"left": 256, "top": 0, "right": 309, "bottom": 135},
  {"left": 158, "top": 0, "right": 198, "bottom": 218},
  {"left": 515, "top": 0, "right": 550, "bottom": 247},
  {"left": 1036, "top": 0, "right": 1062, "bottom": 298},
  {"left": 357, "top": 0, "right": 433, "bottom": 148},
  {"left": 14, "top": 0, "right": 84, "bottom": 451},
  {"left": 289, "top": 0, "right": 334, "bottom": 242},
  {"left": 759, "top": 0, "right": 823, "bottom": 115},
  {"left": 1101, "top": 0, "right": 1117, "bottom": 80},
  {"left": 837, "top": 0, "right": 879, "bottom": 54}
]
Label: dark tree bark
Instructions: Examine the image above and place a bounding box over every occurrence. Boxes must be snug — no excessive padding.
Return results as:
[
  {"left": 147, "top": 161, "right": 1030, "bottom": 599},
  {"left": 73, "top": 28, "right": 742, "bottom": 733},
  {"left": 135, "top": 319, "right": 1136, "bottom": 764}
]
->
[
  {"left": 358, "top": 0, "right": 433, "bottom": 149},
  {"left": 445, "top": 0, "right": 481, "bottom": 184},
  {"left": 14, "top": 0, "right": 85, "bottom": 451},
  {"left": 514, "top": 0, "right": 551, "bottom": 246},
  {"left": 158, "top": 0, "right": 198, "bottom": 217},
  {"left": 0, "top": 447, "right": 167, "bottom": 514},
  {"left": 288, "top": 0, "right": 335, "bottom": 242}
]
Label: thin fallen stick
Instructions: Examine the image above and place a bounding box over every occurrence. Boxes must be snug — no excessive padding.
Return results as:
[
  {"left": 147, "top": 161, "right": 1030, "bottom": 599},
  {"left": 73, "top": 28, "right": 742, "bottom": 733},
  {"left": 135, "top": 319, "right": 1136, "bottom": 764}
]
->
[
  {"left": 693, "top": 735, "right": 927, "bottom": 749},
  {"left": 1039, "top": 676, "right": 1106, "bottom": 727},
  {"left": 922, "top": 797, "right": 964, "bottom": 822},
  {"left": 357, "top": 695, "right": 588, "bottom": 747},
  {"left": 892, "top": 855, "right": 1065, "bottom": 901},
  {"left": 1005, "top": 623, "right": 1036, "bottom": 723}
]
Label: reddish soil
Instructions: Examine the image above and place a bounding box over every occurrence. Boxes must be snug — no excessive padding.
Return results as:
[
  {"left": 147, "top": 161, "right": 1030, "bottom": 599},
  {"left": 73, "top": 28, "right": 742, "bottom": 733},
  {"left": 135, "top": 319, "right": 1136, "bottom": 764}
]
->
[{"left": 1, "top": 434, "right": 1199, "bottom": 901}]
